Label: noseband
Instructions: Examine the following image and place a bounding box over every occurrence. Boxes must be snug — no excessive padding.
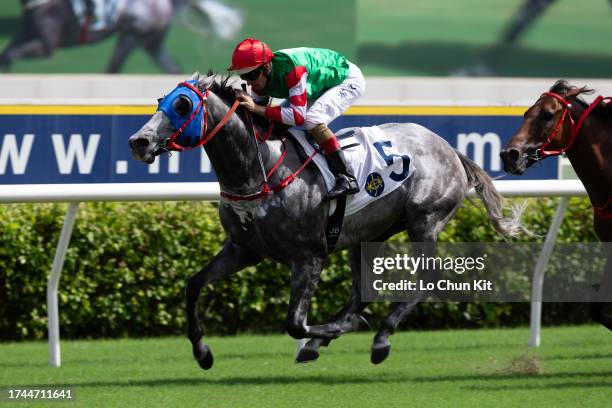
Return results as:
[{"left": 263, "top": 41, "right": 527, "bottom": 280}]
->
[{"left": 536, "top": 92, "right": 605, "bottom": 158}]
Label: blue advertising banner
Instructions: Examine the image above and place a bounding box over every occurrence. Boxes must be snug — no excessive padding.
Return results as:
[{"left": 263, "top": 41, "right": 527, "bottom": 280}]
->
[{"left": 0, "top": 105, "right": 556, "bottom": 184}]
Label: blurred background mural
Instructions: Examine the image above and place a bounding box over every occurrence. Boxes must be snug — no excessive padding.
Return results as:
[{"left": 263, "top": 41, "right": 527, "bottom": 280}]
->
[
  {"left": 358, "top": 0, "right": 612, "bottom": 77},
  {"left": 0, "top": 0, "right": 355, "bottom": 74},
  {"left": 0, "top": 0, "right": 611, "bottom": 77}
]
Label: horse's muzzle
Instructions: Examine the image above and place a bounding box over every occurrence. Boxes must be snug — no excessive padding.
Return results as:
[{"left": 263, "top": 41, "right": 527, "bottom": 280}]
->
[
  {"left": 129, "top": 136, "right": 155, "bottom": 164},
  {"left": 500, "top": 148, "right": 525, "bottom": 175}
]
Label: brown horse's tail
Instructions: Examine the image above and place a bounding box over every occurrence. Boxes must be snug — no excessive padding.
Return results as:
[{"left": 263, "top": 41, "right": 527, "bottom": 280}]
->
[{"left": 455, "top": 150, "right": 526, "bottom": 238}]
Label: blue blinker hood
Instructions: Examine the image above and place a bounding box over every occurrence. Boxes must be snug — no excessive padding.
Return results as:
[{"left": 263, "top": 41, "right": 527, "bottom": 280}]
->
[{"left": 157, "top": 80, "right": 206, "bottom": 148}]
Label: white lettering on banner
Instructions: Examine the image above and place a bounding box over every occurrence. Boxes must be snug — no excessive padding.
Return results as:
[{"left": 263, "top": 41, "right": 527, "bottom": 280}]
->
[
  {"left": 52, "top": 133, "right": 100, "bottom": 174},
  {"left": 457, "top": 132, "right": 501, "bottom": 171},
  {"left": 147, "top": 155, "right": 180, "bottom": 174},
  {"left": 200, "top": 149, "right": 211, "bottom": 173},
  {"left": 168, "top": 153, "right": 179, "bottom": 174},
  {"left": 0, "top": 134, "right": 34, "bottom": 175},
  {"left": 148, "top": 158, "right": 159, "bottom": 174}
]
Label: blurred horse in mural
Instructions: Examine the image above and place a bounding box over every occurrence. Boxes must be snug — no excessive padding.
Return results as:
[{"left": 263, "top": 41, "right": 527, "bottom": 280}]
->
[
  {"left": 128, "top": 72, "right": 524, "bottom": 369},
  {"left": 501, "top": 79, "right": 612, "bottom": 331},
  {"left": 0, "top": 0, "right": 243, "bottom": 73}
]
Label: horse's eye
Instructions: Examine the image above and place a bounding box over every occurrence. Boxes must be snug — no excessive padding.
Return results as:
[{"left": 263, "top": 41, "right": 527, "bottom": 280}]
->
[
  {"left": 173, "top": 95, "right": 193, "bottom": 117},
  {"left": 542, "top": 111, "right": 554, "bottom": 121}
]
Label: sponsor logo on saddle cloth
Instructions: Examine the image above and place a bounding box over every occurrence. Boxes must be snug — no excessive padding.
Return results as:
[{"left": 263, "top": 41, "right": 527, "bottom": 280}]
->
[
  {"left": 290, "top": 126, "right": 414, "bottom": 216},
  {"left": 70, "top": 0, "right": 126, "bottom": 31}
]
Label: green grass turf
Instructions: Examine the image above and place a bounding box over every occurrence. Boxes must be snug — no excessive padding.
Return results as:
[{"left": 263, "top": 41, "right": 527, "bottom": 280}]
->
[{"left": 1, "top": 325, "right": 610, "bottom": 407}]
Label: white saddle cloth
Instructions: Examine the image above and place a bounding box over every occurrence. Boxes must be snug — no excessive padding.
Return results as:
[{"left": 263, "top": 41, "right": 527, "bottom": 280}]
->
[
  {"left": 289, "top": 126, "right": 414, "bottom": 216},
  {"left": 70, "top": 0, "right": 126, "bottom": 31}
]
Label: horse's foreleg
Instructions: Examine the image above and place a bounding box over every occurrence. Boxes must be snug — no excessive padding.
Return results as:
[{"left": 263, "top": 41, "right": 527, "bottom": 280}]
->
[
  {"left": 592, "top": 245, "right": 612, "bottom": 331},
  {"left": 297, "top": 247, "right": 370, "bottom": 363},
  {"left": 0, "top": 39, "right": 51, "bottom": 70},
  {"left": 500, "top": 0, "right": 556, "bottom": 44},
  {"left": 592, "top": 222, "right": 612, "bottom": 331},
  {"left": 106, "top": 32, "right": 138, "bottom": 73},
  {"left": 186, "top": 240, "right": 261, "bottom": 370},
  {"left": 286, "top": 257, "right": 344, "bottom": 340}
]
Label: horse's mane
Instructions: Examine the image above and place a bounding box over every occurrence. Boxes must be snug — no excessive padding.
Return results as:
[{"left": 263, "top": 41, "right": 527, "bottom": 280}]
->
[
  {"left": 550, "top": 79, "right": 612, "bottom": 119},
  {"left": 549, "top": 79, "right": 593, "bottom": 107},
  {"left": 204, "top": 72, "right": 235, "bottom": 102},
  {"left": 203, "top": 71, "right": 291, "bottom": 138}
]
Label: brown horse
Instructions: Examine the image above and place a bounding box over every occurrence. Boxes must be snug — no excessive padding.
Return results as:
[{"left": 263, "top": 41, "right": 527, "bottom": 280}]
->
[{"left": 500, "top": 79, "right": 612, "bottom": 330}]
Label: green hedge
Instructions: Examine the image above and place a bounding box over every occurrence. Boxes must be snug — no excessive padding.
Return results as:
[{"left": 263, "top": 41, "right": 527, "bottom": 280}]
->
[{"left": 0, "top": 197, "right": 598, "bottom": 340}]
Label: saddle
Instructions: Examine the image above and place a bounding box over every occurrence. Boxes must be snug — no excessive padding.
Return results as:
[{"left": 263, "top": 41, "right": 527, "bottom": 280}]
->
[
  {"left": 249, "top": 114, "right": 415, "bottom": 250},
  {"left": 290, "top": 125, "right": 414, "bottom": 250},
  {"left": 70, "top": 0, "right": 125, "bottom": 33},
  {"left": 288, "top": 126, "right": 414, "bottom": 216}
]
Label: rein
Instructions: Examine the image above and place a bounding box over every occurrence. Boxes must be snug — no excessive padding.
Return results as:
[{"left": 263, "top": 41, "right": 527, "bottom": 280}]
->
[
  {"left": 219, "top": 111, "right": 317, "bottom": 201},
  {"left": 160, "top": 80, "right": 317, "bottom": 201},
  {"left": 536, "top": 92, "right": 609, "bottom": 157}
]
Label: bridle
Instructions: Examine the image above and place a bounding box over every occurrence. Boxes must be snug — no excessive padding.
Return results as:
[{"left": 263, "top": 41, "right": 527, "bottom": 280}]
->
[
  {"left": 536, "top": 91, "right": 612, "bottom": 220},
  {"left": 157, "top": 80, "right": 316, "bottom": 201},
  {"left": 535, "top": 92, "right": 605, "bottom": 159},
  {"left": 161, "top": 81, "right": 239, "bottom": 152}
]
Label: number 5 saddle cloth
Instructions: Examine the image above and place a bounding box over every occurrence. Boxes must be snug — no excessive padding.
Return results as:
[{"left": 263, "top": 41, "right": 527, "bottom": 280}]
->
[{"left": 290, "top": 125, "right": 414, "bottom": 216}]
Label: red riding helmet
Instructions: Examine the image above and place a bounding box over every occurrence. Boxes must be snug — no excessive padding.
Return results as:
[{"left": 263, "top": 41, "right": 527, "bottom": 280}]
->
[{"left": 228, "top": 38, "right": 274, "bottom": 74}]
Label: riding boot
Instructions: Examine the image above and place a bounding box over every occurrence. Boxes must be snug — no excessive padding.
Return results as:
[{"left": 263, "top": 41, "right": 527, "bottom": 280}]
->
[{"left": 324, "top": 149, "right": 359, "bottom": 201}]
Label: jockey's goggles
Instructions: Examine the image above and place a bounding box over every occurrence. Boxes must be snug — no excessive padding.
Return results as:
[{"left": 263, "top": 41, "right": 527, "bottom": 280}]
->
[{"left": 240, "top": 67, "right": 264, "bottom": 81}]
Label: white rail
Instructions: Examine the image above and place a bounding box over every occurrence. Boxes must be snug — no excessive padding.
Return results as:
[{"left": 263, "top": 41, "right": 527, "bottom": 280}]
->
[
  {"left": 0, "top": 179, "right": 587, "bottom": 366},
  {"left": 0, "top": 179, "right": 585, "bottom": 202}
]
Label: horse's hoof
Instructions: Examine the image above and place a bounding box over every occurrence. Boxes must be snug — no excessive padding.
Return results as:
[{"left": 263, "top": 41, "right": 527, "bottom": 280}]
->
[
  {"left": 295, "top": 346, "right": 320, "bottom": 363},
  {"left": 371, "top": 343, "right": 391, "bottom": 365},
  {"left": 194, "top": 343, "right": 214, "bottom": 370}
]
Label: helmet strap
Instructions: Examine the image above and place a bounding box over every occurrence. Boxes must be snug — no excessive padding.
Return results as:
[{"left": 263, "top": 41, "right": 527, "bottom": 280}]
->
[{"left": 263, "top": 62, "right": 272, "bottom": 84}]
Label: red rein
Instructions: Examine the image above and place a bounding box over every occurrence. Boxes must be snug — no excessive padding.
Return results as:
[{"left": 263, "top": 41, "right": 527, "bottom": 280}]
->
[
  {"left": 169, "top": 86, "right": 315, "bottom": 201},
  {"left": 219, "top": 120, "right": 317, "bottom": 201}
]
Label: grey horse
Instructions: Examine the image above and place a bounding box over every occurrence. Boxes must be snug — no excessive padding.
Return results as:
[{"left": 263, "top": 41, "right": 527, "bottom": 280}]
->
[
  {"left": 128, "top": 72, "right": 523, "bottom": 369},
  {"left": 1, "top": 0, "right": 186, "bottom": 73}
]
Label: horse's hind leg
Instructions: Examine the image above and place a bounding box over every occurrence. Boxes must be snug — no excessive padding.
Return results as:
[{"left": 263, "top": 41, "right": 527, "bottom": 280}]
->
[
  {"left": 296, "top": 246, "right": 371, "bottom": 363},
  {"left": 0, "top": 2, "right": 63, "bottom": 70},
  {"left": 142, "top": 29, "right": 181, "bottom": 74},
  {"left": 371, "top": 238, "right": 438, "bottom": 365},
  {"left": 371, "top": 206, "right": 459, "bottom": 364},
  {"left": 186, "top": 240, "right": 261, "bottom": 370}
]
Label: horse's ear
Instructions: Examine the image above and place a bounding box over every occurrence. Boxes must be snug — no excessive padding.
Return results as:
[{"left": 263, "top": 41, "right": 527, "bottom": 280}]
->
[
  {"left": 189, "top": 71, "right": 201, "bottom": 81},
  {"left": 567, "top": 85, "right": 594, "bottom": 99},
  {"left": 197, "top": 76, "right": 209, "bottom": 90}
]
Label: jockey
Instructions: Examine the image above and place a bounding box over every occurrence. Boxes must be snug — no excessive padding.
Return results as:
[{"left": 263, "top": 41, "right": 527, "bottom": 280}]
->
[{"left": 228, "top": 37, "right": 366, "bottom": 201}]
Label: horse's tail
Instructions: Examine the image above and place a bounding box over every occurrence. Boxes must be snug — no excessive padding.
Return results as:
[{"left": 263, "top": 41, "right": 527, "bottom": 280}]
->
[{"left": 455, "top": 149, "right": 525, "bottom": 238}]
